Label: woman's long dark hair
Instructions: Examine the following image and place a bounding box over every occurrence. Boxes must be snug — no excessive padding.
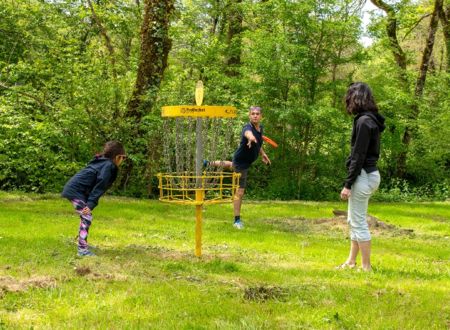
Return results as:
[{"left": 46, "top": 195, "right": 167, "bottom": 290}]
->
[
  {"left": 345, "top": 82, "right": 378, "bottom": 115},
  {"left": 101, "top": 141, "right": 125, "bottom": 160}
]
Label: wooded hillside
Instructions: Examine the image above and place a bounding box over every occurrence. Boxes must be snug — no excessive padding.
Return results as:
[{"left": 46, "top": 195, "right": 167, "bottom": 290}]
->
[{"left": 0, "top": 0, "right": 448, "bottom": 200}]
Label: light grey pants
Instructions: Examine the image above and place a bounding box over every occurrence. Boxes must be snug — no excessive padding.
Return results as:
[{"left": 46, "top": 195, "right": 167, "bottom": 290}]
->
[{"left": 348, "top": 170, "right": 380, "bottom": 242}]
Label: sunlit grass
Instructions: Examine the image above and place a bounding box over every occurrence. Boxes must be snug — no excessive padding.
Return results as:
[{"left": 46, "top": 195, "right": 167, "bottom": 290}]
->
[{"left": 0, "top": 193, "right": 449, "bottom": 329}]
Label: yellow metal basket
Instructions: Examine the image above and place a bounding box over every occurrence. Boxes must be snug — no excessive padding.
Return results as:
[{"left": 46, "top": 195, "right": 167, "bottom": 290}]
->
[
  {"left": 157, "top": 80, "right": 240, "bottom": 256},
  {"left": 157, "top": 172, "right": 240, "bottom": 205}
]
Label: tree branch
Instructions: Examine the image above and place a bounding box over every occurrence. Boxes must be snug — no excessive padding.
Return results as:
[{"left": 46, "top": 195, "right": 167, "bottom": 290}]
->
[
  {"left": 402, "top": 13, "right": 431, "bottom": 41},
  {"left": 0, "top": 82, "right": 52, "bottom": 112},
  {"left": 86, "top": 0, "right": 117, "bottom": 79},
  {"left": 370, "top": 0, "right": 408, "bottom": 83}
]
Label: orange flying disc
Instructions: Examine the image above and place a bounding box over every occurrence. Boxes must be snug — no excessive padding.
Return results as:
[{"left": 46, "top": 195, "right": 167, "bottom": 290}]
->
[{"left": 262, "top": 135, "right": 278, "bottom": 148}]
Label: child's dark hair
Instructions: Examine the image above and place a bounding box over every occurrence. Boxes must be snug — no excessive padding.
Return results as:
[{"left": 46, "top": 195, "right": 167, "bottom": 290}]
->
[
  {"left": 345, "top": 82, "right": 378, "bottom": 115},
  {"left": 101, "top": 141, "right": 126, "bottom": 160}
]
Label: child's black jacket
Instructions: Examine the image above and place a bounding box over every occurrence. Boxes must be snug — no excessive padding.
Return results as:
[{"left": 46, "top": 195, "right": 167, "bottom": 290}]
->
[{"left": 62, "top": 156, "right": 118, "bottom": 210}]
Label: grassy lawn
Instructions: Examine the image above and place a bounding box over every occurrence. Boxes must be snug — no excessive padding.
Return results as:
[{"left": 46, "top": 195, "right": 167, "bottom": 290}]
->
[{"left": 0, "top": 192, "right": 449, "bottom": 329}]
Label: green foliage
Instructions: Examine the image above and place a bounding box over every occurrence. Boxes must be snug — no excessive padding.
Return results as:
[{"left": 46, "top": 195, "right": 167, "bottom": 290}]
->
[
  {"left": 374, "top": 178, "right": 449, "bottom": 202},
  {"left": 0, "top": 0, "right": 137, "bottom": 193},
  {"left": 361, "top": 0, "right": 450, "bottom": 190},
  {"left": 0, "top": 104, "right": 77, "bottom": 192},
  {"left": 0, "top": 0, "right": 448, "bottom": 200},
  {"left": 408, "top": 74, "right": 450, "bottom": 185}
]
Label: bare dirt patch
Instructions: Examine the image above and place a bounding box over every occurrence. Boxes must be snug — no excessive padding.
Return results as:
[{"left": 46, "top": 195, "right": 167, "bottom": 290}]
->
[
  {"left": 243, "top": 285, "right": 289, "bottom": 302},
  {"left": 265, "top": 210, "right": 414, "bottom": 236},
  {"left": 73, "top": 266, "right": 128, "bottom": 281},
  {"left": 74, "top": 266, "right": 92, "bottom": 276},
  {"left": 331, "top": 209, "right": 414, "bottom": 235},
  {"left": 87, "top": 273, "right": 128, "bottom": 281},
  {"left": 0, "top": 276, "right": 56, "bottom": 296}
]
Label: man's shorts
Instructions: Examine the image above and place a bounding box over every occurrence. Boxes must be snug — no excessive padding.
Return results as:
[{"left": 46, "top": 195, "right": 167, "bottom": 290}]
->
[{"left": 234, "top": 167, "right": 249, "bottom": 188}]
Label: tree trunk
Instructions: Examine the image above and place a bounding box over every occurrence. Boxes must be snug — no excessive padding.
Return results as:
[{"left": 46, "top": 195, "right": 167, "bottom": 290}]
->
[
  {"left": 439, "top": 4, "right": 449, "bottom": 74},
  {"left": 210, "top": 0, "right": 221, "bottom": 35},
  {"left": 86, "top": 0, "right": 120, "bottom": 115},
  {"left": 415, "top": 0, "right": 443, "bottom": 98},
  {"left": 87, "top": 0, "right": 117, "bottom": 79},
  {"left": 370, "top": 0, "right": 408, "bottom": 85},
  {"left": 225, "top": 0, "right": 243, "bottom": 76},
  {"left": 121, "top": 0, "right": 174, "bottom": 191},
  {"left": 399, "top": 0, "right": 443, "bottom": 178},
  {"left": 126, "top": 0, "right": 174, "bottom": 121}
]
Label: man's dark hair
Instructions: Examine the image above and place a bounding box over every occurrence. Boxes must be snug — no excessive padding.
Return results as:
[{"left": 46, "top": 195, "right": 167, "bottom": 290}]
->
[
  {"left": 101, "top": 141, "right": 126, "bottom": 160},
  {"left": 249, "top": 106, "right": 262, "bottom": 113},
  {"left": 345, "top": 82, "right": 378, "bottom": 115}
]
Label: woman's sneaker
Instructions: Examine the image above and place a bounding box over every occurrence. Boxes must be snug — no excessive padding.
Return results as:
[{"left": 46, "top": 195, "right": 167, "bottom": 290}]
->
[
  {"left": 233, "top": 219, "right": 244, "bottom": 229},
  {"left": 77, "top": 248, "right": 96, "bottom": 257}
]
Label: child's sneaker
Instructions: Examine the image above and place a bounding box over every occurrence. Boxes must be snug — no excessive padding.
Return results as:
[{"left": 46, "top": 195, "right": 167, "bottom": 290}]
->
[
  {"left": 77, "top": 248, "right": 96, "bottom": 257},
  {"left": 233, "top": 219, "right": 244, "bottom": 229}
]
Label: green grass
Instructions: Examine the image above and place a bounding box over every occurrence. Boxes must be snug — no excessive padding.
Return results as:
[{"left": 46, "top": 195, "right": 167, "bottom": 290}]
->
[{"left": 0, "top": 191, "right": 449, "bottom": 329}]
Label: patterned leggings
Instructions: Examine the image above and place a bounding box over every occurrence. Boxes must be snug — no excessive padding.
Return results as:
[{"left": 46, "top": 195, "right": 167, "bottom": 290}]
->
[{"left": 71, "top": 199, "right": 92, "bottom": 250}]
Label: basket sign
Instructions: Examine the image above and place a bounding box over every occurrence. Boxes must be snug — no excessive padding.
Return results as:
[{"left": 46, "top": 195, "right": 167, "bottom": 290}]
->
[{"left": 162, "top": 105, "right": 238, "bottom": 118}]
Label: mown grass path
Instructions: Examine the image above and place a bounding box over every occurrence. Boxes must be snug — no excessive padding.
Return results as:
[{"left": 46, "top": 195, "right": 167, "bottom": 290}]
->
[{"left": 0, "top": 192, "right": 449, "bottom": 329}]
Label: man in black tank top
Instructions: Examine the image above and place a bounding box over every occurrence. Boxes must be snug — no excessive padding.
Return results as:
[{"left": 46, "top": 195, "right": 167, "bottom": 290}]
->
[{"left": 205, "top": 106, "right": 271, "bottom": 229}]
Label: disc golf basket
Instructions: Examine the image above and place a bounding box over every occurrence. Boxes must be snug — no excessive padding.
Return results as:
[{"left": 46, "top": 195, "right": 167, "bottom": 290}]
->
[{"left": 157, "top": 81, "right": 240, "bottom": 257}]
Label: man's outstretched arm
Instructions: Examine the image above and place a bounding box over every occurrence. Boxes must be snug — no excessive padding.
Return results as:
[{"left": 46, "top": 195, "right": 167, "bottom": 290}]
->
[{"left": 244, "top": 130, "right": 258, "bottom": 148}]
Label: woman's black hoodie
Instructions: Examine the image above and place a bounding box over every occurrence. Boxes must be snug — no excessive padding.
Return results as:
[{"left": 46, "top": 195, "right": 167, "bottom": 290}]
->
[{"left": 344, "top": 112, "right": 386, "bottom": 189}]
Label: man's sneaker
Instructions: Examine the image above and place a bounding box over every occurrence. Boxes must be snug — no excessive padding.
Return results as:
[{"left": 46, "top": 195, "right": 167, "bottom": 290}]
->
[
  {"left": 77, "top": 249, "right": 96, "bottom": 257},
  {"left": 233, "top": 219, "right": 244, "bottom": 229}
]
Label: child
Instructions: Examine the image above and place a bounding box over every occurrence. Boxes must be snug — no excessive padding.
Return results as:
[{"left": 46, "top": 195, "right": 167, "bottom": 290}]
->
[
  {"left": 205, "top": 106, "right": 271, "bottom": 229},
  {"left": 62, "top": 141, "right": 127, "bottom": 256}
]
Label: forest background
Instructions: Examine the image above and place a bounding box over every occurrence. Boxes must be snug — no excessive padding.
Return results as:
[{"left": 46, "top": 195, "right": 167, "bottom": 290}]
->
[{"left": 0, "top": 0, "right": 448, "bottom": 201}]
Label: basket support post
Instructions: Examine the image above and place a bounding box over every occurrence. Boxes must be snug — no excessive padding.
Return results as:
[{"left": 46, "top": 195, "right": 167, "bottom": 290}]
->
[{"left": 195, "top": 189, "right": 204, "bottom": 257}]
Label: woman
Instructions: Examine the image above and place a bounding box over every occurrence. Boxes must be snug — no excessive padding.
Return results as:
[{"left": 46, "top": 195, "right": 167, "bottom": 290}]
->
[{"left": 339, "top": 82, "right": 385, "bottom": 271}]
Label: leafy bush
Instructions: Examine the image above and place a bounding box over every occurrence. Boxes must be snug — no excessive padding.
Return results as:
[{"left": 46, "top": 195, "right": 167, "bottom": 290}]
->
[
  {"left": 373, "top": 178, "right": 449, "bottom": 202},
  {"left": 0, "top": 106, "right": 85, "bottom": 192}
]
